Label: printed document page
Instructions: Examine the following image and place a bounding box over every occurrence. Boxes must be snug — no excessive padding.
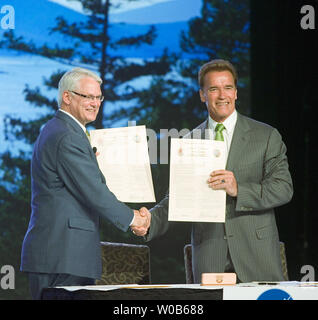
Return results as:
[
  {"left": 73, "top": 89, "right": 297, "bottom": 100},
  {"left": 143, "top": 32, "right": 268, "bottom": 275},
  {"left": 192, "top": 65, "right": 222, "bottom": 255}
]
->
[
  {"left": 90, "top": 125, "right": 155, "bottom": 203},
  {"left": 168, "top": 138, "right": 226, "bottom": 222}
]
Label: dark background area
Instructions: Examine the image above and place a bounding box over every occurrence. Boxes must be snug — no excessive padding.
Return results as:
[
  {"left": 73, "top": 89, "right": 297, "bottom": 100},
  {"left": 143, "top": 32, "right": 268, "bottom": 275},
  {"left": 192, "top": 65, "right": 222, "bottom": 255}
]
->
[{"left": 250, "top": 0, "right": 318, "bottom": 280}]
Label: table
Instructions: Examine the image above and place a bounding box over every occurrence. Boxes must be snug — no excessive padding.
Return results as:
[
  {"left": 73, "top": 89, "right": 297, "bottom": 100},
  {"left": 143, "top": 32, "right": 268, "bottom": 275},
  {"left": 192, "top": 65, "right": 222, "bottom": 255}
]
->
[
  {"left": 41, "top": 282, "right": 318, "bottom": 300},
  {"left": 42, "top": 284, "right": 223, "bottom": 300}
]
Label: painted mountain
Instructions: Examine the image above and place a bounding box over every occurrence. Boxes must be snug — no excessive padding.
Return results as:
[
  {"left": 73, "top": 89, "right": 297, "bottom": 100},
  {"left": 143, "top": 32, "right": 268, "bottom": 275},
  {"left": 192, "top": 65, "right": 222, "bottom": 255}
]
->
[
  {"left": 0, "top": 0, "right": 201, "bottom": 153},
  {"left": 0, "top": 0, "right": 201, "bottom": 58}
]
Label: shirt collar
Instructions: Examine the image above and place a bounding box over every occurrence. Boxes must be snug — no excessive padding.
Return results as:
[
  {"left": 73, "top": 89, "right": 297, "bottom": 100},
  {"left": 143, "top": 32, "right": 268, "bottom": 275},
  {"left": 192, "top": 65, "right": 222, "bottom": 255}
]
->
[
  {"left": 208, "top": 109, "right": 237, "bottom": 134},
  {"left": 59, "top": 109, "right": 87, "bottom": 133}
]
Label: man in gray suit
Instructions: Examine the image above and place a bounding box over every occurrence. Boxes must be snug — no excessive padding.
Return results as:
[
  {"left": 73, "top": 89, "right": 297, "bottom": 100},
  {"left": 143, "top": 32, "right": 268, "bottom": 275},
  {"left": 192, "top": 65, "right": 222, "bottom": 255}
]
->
[
  {"left": 132, "top": 59, "right": 293, "bottom": 283},
  {"left": 21, "top": 67, "right": 149, "bottom": 299}
]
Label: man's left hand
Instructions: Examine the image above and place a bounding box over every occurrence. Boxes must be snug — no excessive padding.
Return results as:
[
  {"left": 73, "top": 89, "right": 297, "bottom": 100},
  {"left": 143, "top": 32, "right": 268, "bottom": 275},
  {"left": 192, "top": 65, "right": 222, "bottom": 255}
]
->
[{"left": 208, "top": 170, "right": 238, "bottom": 197}]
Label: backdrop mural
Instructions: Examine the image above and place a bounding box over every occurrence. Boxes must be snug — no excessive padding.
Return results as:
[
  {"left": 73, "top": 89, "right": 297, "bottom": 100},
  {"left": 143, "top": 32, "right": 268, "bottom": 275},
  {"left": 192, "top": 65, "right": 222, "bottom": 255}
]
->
[{"left": 0, "top": 0, "right": 316, "bottom": 300}]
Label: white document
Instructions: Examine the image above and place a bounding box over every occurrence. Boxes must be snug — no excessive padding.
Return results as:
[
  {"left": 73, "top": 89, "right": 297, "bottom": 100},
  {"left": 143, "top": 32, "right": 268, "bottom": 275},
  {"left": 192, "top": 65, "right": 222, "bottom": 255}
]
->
[
  {"left": 89, "top": 125, "right": 155, "bottom": 203},
  {"left": 168, "top": 138, "right": 226, "bottom": 222}
]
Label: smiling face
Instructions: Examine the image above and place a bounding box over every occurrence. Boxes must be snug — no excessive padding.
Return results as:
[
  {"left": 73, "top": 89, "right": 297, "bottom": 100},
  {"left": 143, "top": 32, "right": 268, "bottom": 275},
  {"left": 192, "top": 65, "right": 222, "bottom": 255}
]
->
[
  {"left": 61, "top": 77, "right": 102, "bottom": 126},
  {"left": 199, "top": 70, "right": 237, "bottom": 123}
]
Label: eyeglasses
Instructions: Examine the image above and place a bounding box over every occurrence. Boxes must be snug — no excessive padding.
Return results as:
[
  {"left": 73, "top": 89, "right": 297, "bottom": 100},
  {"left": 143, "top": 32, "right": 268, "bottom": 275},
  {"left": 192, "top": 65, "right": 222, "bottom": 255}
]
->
[{"left": 69, "top": 91, "right": 104, "bottom": 102}]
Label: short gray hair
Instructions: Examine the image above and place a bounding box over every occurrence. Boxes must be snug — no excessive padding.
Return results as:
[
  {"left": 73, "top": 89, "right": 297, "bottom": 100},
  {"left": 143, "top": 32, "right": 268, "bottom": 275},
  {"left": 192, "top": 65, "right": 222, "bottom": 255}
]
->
[{"left": 58, "top": 67, "right": 102, "bottom": 107}]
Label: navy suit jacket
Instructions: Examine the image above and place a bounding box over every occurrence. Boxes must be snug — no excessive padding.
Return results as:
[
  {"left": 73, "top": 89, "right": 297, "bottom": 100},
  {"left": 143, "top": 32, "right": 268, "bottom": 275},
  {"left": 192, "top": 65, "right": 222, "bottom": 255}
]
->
[{"left": 21, "top": 110, "right": 134, "bottom": 279}]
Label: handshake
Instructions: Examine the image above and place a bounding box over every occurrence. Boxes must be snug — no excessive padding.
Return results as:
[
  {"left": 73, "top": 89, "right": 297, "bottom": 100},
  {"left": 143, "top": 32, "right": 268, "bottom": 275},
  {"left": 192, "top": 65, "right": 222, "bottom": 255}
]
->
[{"left": 131, "top": 207, "right": 151, "bottom": 236}]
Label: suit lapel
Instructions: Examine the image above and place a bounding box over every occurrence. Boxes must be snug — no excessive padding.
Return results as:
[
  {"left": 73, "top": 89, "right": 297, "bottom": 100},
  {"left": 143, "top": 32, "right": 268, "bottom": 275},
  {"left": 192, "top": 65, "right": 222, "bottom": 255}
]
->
[
  {"left": 194, "top": 115, "right": 251, "bottom": 171},
  {"left": 226, "top": 113, "right": 251, "bottom": 171},
  {"left": 55, "top": 110, "right": 86, "bottom": 136},
  {"left": 55, "top": 109, "right": 96, "bottom": 156}
]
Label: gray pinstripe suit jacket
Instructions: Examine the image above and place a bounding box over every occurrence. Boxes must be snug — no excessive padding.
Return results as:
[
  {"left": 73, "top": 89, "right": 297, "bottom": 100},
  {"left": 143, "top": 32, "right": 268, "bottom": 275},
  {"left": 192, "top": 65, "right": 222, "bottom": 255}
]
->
[{"left": 146, "top": 112, "right": 293, "bottom": 283}]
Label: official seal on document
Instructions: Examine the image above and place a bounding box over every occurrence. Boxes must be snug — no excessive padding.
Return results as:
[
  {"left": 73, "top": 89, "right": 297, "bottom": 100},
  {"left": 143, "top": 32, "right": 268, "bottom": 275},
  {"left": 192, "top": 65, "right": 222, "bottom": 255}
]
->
[
  {"left": 134, "top": 134, "right": 141, "bottom": 143},
  {"left": 213, "top": 149, "right": 221, "bottom": 158}
]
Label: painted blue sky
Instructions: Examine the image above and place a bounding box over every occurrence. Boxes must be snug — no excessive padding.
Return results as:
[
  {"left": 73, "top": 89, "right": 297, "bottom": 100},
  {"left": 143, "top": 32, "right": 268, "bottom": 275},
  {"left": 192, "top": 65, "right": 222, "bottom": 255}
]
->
[
  {"left": 49, "top": 0, "right": 202, "bottom": 23},
  {"left": 0, "top": 0, "right": 203, "bottom": 153}
]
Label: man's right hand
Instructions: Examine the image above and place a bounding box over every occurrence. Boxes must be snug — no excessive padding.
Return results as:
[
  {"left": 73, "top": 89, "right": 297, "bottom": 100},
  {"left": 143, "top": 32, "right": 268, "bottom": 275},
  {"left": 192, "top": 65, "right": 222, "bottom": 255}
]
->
[{"left": 131, "top": 207, "right": 151, "bottom": 236}]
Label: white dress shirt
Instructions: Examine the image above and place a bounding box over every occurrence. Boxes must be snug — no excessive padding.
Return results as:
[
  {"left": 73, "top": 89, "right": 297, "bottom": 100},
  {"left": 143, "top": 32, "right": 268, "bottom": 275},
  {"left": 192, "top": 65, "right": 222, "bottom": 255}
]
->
[{"left": 207, "top": 110, "right": 237, "bottom": 161}]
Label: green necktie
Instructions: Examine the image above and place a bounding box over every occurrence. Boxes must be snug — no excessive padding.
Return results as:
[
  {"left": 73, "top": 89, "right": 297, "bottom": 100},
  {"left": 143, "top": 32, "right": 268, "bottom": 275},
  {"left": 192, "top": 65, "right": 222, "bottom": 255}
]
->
[{"left": 214, "top": 123, "right": 225, "bottom": 141}]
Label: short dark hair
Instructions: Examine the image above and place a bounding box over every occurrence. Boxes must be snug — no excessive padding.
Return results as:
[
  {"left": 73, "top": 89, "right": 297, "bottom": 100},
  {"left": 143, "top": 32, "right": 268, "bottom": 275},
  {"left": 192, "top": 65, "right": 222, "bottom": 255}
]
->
[{"left": 198, "top": 59, "right": 238, "bottom": 89}]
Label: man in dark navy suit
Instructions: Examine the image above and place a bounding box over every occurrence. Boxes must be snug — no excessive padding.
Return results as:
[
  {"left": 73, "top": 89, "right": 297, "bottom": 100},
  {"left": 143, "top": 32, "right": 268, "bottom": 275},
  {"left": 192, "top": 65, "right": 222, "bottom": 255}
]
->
[{"left": 21, "top": 67, "right": 149, "bottom": 299}]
